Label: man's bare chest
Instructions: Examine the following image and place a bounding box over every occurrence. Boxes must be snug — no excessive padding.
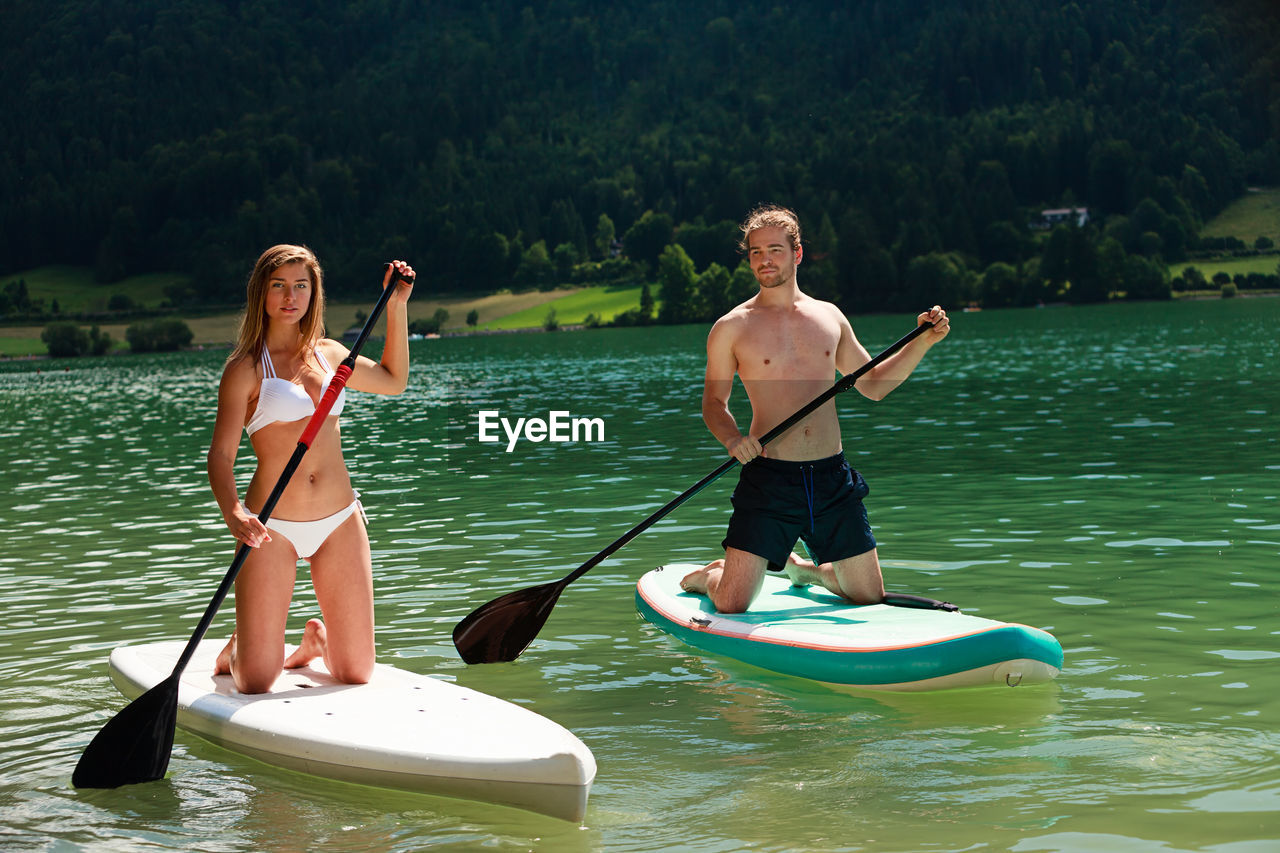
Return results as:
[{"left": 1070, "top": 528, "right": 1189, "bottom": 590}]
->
[{"left": 734, "top": 313, "right": 841, "bottom": 381}]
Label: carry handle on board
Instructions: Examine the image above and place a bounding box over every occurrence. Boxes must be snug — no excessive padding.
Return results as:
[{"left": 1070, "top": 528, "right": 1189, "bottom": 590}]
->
[
  {"left": 72, "top": 263, "right": 414, "bottom": 790},
  {"left": 451, "top": 321, "right": 935, "bottom": 665}
]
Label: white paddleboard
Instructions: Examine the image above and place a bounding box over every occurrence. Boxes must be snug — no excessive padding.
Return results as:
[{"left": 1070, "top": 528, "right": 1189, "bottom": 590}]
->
[{"left": 107, "top": 640, "right": 596, "bottom": 822}]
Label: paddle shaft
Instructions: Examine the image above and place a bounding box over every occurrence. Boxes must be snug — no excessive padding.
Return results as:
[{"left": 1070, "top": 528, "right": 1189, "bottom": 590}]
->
[
  {"left": 169, "top": 268, "right": 405, "bottom": 677},
  {"left": 558, "top": 321, "right": 933, "bottom": 587}
]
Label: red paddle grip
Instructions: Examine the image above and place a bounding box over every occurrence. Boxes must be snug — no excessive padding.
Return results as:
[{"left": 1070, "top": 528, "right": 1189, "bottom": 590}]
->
[{"left": 298, "top": 364, "right": 353, "bottom": 448}]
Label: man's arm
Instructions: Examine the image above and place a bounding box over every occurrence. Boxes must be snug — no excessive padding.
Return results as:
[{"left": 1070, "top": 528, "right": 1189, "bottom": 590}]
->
[
  {"left": 842, "top": 305, "right": 950, "bottom": 401},
  {"left": 702, "top": 318, "right": 762, "bottom": 463}
]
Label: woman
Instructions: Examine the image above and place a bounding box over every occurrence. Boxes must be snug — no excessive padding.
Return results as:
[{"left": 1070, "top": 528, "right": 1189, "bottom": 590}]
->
[{"left": 206, "top": 244, "right": 414, "bottom": 694}]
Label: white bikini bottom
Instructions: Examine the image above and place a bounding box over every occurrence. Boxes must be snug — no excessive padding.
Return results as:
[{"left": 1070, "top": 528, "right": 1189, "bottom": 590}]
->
[{"left": 263, "top": 494, "right": 366, "bottom": 560}]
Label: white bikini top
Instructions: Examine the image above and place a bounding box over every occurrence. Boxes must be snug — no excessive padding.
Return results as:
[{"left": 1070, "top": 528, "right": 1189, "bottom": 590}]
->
[{"left": 245, "top": 346, "right": 346, "bottom": 435}]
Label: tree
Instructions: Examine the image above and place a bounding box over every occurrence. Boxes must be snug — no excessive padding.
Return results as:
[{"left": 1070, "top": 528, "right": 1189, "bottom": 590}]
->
[
  {"left": 622, "top": 210, "right": 674, "bottom": 272},
  {"left": 972, "top": 161, "right": 1017, "bottom": 227},
  {"left": 88, "top": 325, "right": 111, "bottom": 355},
  {"left": 1043, "top": 224, "right": 1108, "bottom": 304},
  {"left": 656, "top": 244, "right": 697, "bottom": 324},
  {"left": 1123, "top": 256, "right": 1172, "bottom": 301},
  {"left": 639, "top": 282, "right": 655, "bottom": 323},
  {"left": 1180, "top": 266, "right": 1207, "bottom": 291},
  {"left": 696, "top": 262, "right": 731, "bottom": 321},
  {"left": 514, "top": 240, "right": 553, "bottom": 288},
  {"left": 125, "top": 319, "right": 193, "bottom": 352},
  {"left": 42, "top": 322, "right": 90, "bottom": 357},
  {"left": 1096, "top": 237, "right": 1127, "bottom": 299},
  {"left": 674, "top": 219, "right": 739, "bottom": 273},
  {"left": 594, "top": 214, "right": 616, "bottom": 260},
  {"left": 3, "top": 279, "right": 35, "bottom": 315},
  {"left": 979, "top": 221, "right": 1028, "bottom": 265},
  {"left": 902, "top": 253, "right": 969, "bottom": 312},
  {"left": 553, "top": 242, "right": 579, "bottom": 279},
  {"left": 980, "top": 262, "right": 1020, "bottom": 308},
  {"left": 802, "top": 213, "right": 840, "bottom": 303},
  {"left": 94, "top": 206, "right": 142, "bottom": 283},
  {"left": 1088, "top": 140, "right": 1136, "bottom": 215}
]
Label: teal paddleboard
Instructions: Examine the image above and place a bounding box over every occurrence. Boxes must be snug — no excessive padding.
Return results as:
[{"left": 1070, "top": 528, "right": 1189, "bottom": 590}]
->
[{"left": 636, "top": 565, "right": 1063, "bottom": 691}]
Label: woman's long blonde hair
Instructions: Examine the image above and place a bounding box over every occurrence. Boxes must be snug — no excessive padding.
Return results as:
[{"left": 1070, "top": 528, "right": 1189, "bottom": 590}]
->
[{"left": 228, "top": 244, "right": 326, "bottom": 367}]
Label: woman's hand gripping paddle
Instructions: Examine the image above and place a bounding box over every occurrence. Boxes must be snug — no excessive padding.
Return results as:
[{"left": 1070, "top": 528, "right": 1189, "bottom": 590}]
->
[
  {"left": 452, "top": 322, "right": 934, "bottom": 665},
  {"left": 72, "top": 263, "right": 415, "bottom": 789}
]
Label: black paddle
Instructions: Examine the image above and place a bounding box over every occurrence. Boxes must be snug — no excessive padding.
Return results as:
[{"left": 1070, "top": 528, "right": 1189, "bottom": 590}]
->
[
  {"left": 452, "top": 321, "right": 935, "bottom": 664},
  {"left": 72, "top": 263, "right": 414, "bottom": 789}
]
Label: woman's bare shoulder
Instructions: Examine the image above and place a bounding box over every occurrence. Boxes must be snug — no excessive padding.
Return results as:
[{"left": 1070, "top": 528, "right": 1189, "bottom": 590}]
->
[{"left": 219, "top": 353, "right": 259, "bottom": 390}]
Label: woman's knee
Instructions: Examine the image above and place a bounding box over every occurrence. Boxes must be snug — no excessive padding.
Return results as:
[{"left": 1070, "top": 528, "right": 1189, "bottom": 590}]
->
[
  {"left": 327, "top": 647, "right": 375, "bottom": 684},
  {"left": 233, "top": 651, "right": 285, "bottom": 694}
]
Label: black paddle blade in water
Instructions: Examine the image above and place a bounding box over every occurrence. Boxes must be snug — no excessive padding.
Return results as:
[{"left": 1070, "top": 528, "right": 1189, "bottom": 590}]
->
[
  {"left": 452, "top": 579, "right": 569, "bottom": 664},
  {"left": 72, "top": 675, "right": 178, "bottom": 788}
]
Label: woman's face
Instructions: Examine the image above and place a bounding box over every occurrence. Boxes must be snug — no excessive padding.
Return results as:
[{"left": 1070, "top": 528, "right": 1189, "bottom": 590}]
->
[{"left": 263, "top": 261, "right": 313, "bottom": 326}]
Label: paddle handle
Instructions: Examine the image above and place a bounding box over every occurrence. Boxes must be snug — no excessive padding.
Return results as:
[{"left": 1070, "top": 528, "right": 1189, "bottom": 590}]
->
[
  {"left": 559, "top": 321, "right": 933, "bottom": 586},
  {"left": 169, "top": 264, "right": 412, "bottom": 678}
]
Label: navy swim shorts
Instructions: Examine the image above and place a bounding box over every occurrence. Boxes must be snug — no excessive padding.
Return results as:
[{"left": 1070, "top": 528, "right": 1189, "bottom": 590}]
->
[{"left": 721, "top": 452, "right": 876, "bottom": 568}]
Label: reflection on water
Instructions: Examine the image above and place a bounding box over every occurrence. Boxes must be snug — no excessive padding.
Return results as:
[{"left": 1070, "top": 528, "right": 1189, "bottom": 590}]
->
[{"left": 1, "top": 300, "right": 1278, "bottom": 851}]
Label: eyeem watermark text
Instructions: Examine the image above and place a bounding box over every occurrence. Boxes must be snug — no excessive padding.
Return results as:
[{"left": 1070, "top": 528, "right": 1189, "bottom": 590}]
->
[{"left": 477, "top": 410, "right": 605, "bottom": 452}]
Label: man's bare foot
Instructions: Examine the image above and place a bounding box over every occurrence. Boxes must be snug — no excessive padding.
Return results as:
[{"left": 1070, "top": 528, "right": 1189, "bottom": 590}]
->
[
  {"left": 283, "top": 618, "right": 327, "bottom": 669},
  {"left": 214, "top": 634, "right": 235, "bottom": 675},
  {"left": 680, "top": 560, "right": 721, "bottom": 594},
  {"left": 782, "top": 552, "right": 821, "bottom": 587}
]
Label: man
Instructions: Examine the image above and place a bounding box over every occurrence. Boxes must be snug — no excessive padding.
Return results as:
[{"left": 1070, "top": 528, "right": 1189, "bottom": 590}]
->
[{"left": 680, "top": 204, "right": 950, "bottom": 613}]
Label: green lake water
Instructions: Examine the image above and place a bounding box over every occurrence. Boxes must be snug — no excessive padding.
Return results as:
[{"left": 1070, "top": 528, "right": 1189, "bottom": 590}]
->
[{"left": 1, "top": 298, "right": 1277, "bottom": 851}]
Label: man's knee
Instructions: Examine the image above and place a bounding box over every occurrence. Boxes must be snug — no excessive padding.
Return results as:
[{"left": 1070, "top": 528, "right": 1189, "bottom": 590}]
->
[
  {"left": 834, "top": 549, "right": 884, "bottom": 604},
  {"left": 709, "top": 589, "right": 753, "bottom": 614},
  {"left": 710, "top": 548, "right": 766, "bottom": 613}
]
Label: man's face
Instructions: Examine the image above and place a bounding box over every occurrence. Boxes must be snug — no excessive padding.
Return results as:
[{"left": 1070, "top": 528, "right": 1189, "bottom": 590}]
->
[{"left": 746, "top": 226, "right": 801, "bottom": 289}]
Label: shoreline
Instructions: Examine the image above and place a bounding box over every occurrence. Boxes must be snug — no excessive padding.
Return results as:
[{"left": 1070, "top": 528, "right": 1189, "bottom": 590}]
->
[{"left": 3, "top": 291, "right": 1277, "bottom": 361}]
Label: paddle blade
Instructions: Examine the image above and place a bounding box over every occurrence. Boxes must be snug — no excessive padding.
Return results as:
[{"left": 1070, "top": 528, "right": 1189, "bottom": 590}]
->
[
  {"left": 452, "top": 579, "right": 568, "bottom": 664},
  {"left": 72, "top": 675, "right": 179, "bottom": 788}
]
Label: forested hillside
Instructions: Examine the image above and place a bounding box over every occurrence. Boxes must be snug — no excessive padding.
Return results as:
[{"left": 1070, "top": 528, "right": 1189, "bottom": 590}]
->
[{"left": 1, "top": 0, "right": 1276, "bottom": 315}]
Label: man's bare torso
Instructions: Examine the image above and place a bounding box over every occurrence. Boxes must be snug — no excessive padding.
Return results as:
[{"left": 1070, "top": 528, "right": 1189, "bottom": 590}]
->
[{"left": 724, "top": 294, "right": 848, "bottom": 461}]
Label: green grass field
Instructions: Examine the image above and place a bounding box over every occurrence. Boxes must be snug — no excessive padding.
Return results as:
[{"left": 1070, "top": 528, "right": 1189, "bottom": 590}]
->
[
  {"left": 476, "top": 284, "right": 645, "bottom": 330},
  {"left": 1200, "top": 187, "right": 1280, "bottom": 245},
  {"left": 2, "top": 265, "right": 190, "bottom": 313},
  {"left": 1171, "top": 254, "right": 1280, "bottom": 281},
  {"left": 0, "top": 335, "right": 45, "bottom": 357},
  {"left": 1167, "top": 187, "right": 1279, "bottom": 283}
]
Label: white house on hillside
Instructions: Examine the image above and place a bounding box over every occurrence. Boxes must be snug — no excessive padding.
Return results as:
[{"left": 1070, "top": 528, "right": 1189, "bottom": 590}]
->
[{"left": 1031, "top": 207, "right": 1090, "bottom": 229}]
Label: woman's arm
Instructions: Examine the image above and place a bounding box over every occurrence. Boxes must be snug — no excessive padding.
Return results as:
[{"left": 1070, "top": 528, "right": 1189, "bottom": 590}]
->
[
  {"left": 206, "top": 358, "right": 271, "bottom": 548},
  {"left": 343, "top": 260, "right": 415, "bottom": 395}
]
